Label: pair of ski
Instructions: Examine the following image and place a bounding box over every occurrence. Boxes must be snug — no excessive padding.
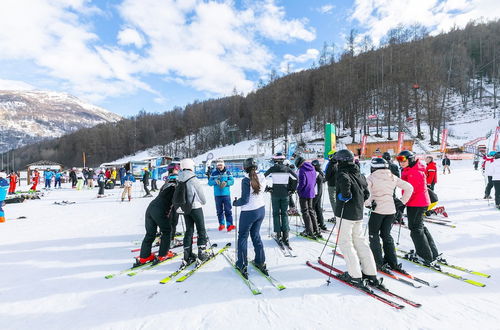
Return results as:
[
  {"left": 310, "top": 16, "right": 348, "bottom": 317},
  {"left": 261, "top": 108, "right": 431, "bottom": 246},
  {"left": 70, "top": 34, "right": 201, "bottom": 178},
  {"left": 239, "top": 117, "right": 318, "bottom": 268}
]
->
[
  {"left": 130, "top": 240, "right": 183, "bottom": 253},
  {"left": 397, "top": 249, "right": 489, "bottom": 287},
  {"left": 271, "top": 234, "right": 296, "bottom": 257},
  {"left": 307, "top": 259, "right": 421, "bottom": 309},
  {"left": 423, "top": 217, "right": 456, "bottom": 228},
  {"left": 158, "top": 243, "right": 228, "bottom": 284},
  {"left": 220, "top": 251, "right": 286, "bottom": 295},
  {"left": 104, "top": 252, "right": 179, "bottom": 279}
]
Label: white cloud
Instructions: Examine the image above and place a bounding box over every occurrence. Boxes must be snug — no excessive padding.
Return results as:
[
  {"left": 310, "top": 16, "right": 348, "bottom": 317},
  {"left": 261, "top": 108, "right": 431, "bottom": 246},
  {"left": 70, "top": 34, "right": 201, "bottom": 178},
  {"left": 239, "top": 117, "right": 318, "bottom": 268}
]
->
[
  {"left": 280, "top": 48, "right": 319, "bottom": 73},
  {"left": 318, "top": 4, "right": 335, "bottom": 14},
  {"left": 0, "top": 0, "right": 316, "bottom": 104},
  {"left": 117, "top": 28, "right": 145, "bottom": 48},
  {"left": 350, "top": 0, "right": 500, "bottom": 45},
  {"left": 0, "top": 79, "right": 35, "bottom": 90}
]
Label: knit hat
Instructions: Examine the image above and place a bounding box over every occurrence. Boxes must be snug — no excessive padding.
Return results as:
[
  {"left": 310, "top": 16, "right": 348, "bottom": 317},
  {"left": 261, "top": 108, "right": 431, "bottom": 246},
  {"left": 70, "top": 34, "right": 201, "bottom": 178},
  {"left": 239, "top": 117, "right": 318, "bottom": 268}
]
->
[
  {"left": 216, "top": 159, "right": 225, "bottom": 166},
  {"left": 180, "top": 158, "right": 195, "bottom": 171}
]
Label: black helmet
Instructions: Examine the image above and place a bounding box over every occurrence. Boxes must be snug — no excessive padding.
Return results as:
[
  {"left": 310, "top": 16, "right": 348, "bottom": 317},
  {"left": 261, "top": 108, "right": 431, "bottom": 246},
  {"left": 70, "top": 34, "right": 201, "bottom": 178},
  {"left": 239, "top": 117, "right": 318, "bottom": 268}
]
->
[
  {"left": 333, "top": 149, "right": 354, "bottom": 162},
  {"left": 272, "top": 152, "right": 286, "bottom": 163},
  {"left": 396, "top": 150, "right": 415, "bottom": 162},
  {"left": 294, "top": 156, "right": 305, "bottom": 168},
  {"left": 382, "top": 152, "right": 391, "bottom": 162},
  {"left": 243, "top": 158, "right": 257, "bottom": 172},
  {"left": 370, "top": 157, "right": 388, "bottom": 171},
  {"left": 311, "top": 159, "right": 321, "bottom": 171}
]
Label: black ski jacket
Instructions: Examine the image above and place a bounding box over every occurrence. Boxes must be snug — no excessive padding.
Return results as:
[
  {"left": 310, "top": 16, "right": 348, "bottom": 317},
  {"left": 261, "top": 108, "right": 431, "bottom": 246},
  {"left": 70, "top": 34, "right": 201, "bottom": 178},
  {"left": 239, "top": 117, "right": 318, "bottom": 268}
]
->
[
  {"left": 334, "top": 162, "right": 369, "bottom": 221},
  {"left": 325, "top": 160, "right": 337, "bottom": 187},
  {"left": 264, "top": 164, "right": 297, "bottom": 198}
]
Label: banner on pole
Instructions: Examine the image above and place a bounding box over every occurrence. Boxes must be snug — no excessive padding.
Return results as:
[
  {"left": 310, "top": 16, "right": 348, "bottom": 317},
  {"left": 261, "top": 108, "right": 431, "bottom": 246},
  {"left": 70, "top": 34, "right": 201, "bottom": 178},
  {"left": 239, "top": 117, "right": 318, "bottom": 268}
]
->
[
  {"left": 440, "top": 129, "right": 449, "bottom": 153},
  {"left": 397, "top": 132, "right": 405, "bottom": 154},
  {"left": 324, "top": 123, "right": 336, "bottom": 159},
  {"left": 493, "top": 126, "right": 500, "bottom": 151},
  {"left": 360, "top": 135, "right": 368, "bottom": 157}
]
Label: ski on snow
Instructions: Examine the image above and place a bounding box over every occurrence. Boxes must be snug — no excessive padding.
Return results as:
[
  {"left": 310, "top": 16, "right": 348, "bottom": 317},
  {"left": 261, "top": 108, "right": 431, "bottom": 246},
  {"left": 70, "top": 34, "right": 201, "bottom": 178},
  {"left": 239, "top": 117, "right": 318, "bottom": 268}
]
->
[
  {"left": 176, "top": 243, "right": 230, "bottom": 282},
  {"left": 317, "top": 259, "right": 421, "bottom": 308},
  {"left": 221, "top": 251, "right": 262, "bottom": 295},
  {"left": 250, "top": 260, "right": 286, "bottom": 291},
  {"left": 271, "top": 234, "right": 296, "bottom": 257},
  {"left": 306, "top": 261, "right": 405, "bottom": 309},
  {"left": 127, "top": 252, "right": 181, "bottom": 276}
]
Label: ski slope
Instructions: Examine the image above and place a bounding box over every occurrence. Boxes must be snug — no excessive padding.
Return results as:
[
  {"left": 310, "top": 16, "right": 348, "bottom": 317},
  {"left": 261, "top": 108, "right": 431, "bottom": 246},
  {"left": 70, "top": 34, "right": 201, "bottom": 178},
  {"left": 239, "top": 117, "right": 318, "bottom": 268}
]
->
[{"left": 0, "top": 160, "right": 498, "bottom": 330}]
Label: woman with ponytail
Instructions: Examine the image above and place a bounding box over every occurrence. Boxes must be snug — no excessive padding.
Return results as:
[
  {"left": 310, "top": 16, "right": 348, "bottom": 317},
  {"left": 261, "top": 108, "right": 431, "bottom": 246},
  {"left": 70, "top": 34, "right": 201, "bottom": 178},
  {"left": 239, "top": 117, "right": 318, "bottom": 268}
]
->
[{"left": 232, "top": 158, "right": 268, "bottom": 279}]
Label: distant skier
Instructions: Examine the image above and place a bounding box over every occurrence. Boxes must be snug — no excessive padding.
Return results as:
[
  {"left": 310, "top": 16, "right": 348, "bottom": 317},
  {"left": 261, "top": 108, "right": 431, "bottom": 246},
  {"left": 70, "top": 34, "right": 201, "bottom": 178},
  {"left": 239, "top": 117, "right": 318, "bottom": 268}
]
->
[
  {"left": 69, "top": 168, "right": 77, "bottom": 188},
  {"left": 425, "top": 156, "right": 438, "bottom": 191},
  {"left": 97, "top": 169, "right": 106, "bottom": 198},
  {"left": 397, "top": 150, "right": 441, "bottom": 267},
  {"left": 119, "top": 166, "right": 127, "bottom": 187},
  {"left": 151, "top": 166, "right": 159, "bottom": 192},
  {"left": 492, "top": 152, "right": 500, "bottom": 209},
  {"left": 121, "top": 171, "right": 135, "bottom": 202},
  {"left": 142, "top": 168, "right": 152, "bottom": 197},
  {"left": 295, "top": 156, "right": 321, "bottom": 239},
  {"left": 135, "top": 171, "right": 178, "bottom": 266},
  {"left": 87, "top": 168, "right": 95, "bottom": 189},
  {"left": 8, "top": 170, "right": 18, "bottom": 194},
  {"left": 208, "top": 159, "right": 235, "bottom": 232},
  {"left": 30, "top": 169, "right": 40, "bottom": 191},
  {"left": 365, "top": 157, "right": 413, "bottom": 272},
  {"left": 76, "top": 169, "right": 85, "bottom": 190},
  {"left": 233, "top": 158, "right": 268, "bottom": 279},
  {"left": 442, "top": 155, "right": 451, "bottom": 174},
  {"left": 264, "top": 153, "right": 297, "bottom": 245},
  {"left": 483, "top": 151, "right": 495, "bottom": 199},
  {"left": 311, "top": 159, "right": 327, "bottom": 231},
  {"left": 473, "top": 154, "right": 480, "bottom": 170},
  {"left": 333, "top": 149, "right": 384, "bottom": 288},
  {"left": 54, "top": 170, "right": 62, "bottom": 189}
]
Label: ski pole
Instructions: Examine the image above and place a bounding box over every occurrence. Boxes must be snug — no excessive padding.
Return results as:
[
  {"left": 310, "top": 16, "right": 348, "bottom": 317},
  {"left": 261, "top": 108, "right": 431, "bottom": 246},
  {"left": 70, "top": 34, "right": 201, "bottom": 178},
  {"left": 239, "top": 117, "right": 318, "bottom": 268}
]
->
[
  {"left": 396, "top": 215, "right": 403, "bottom": 246},
  {"left": 319, "top": 214, "right": 337, "bottom": 259},
  {"left": 268, "top": 197, "right": 272, "bottom": 238},
  {"left": 234, "top": 197, "right": 238, "bottom": 261},
  {"left": 326, "top": 201, "right": 345, "bottom": 286}
]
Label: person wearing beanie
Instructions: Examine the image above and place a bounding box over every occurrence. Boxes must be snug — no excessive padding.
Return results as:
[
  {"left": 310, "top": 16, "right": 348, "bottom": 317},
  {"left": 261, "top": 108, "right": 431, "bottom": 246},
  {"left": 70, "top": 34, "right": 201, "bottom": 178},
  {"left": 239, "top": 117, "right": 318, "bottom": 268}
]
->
[
  {"left": 365, "top": 157, "right": 413, "bottom": 273},
  {"left": 397, "top": 150, "right": 441, "bottom": 267},
  {"left": 0, "top": 172, "right": 9, "bottom": 223},
  {"left": 295, "top": 156, "right": 321, "bottom": 239},
  {"left": 177, "top": 158, "right": 209, "bottom": 264},
  {"left": 208, "top": 159, "right": 235, "bottom": 232}
]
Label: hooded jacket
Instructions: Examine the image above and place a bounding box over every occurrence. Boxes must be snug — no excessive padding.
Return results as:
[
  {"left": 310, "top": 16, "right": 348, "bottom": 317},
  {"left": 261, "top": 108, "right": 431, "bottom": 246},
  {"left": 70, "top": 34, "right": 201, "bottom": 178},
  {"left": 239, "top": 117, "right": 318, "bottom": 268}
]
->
[
  {"left": 208, "top": 167, "right": 234, "bottom": 197},
  {"left": 177, "top": 170, "right": 206, "bottom": 210},
  {"left": 401, "top": 160, "right": 430, "bottom": 207},
  {"left": 334, "top": 162, "right": 369, "bottom": 221},
  {"left": 297, "top": 162, "right": 317, "bottom": 199},
  {"left": 365, "top": 169, "right": 413, "bottom": 215}
]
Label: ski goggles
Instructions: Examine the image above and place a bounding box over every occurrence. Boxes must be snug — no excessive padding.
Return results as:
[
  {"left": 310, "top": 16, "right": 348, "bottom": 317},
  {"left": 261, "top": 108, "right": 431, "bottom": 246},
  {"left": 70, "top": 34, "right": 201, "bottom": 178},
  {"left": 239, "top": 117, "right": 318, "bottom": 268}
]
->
[{"left": 396, "top": 155, "right": 409, "bottom": 162}]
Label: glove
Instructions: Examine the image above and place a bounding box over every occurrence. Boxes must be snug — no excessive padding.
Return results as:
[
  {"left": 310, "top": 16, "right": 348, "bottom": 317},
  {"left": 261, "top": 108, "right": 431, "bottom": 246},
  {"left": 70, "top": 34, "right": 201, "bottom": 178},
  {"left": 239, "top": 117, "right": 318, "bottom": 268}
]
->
[
  {"left": 288, "top": 190, "right": 295, "bottom": 196},
  {"left": 232, "top": 197, "right": 238, "bottom": 207},
  {"left": 215, "top": 179, "right": 221, "bottom": 186},
  {"left": 219, "top": 181, "right": 227, "bottom": 189},
  {"left": 337, "top": 193, "right": 351, "bottom": 202},
  {"left": 370, "top": 200, "right": 377, "bottom": 210},
  {"left": 264, "top": 186, "right": 273, "bottom": 193}
]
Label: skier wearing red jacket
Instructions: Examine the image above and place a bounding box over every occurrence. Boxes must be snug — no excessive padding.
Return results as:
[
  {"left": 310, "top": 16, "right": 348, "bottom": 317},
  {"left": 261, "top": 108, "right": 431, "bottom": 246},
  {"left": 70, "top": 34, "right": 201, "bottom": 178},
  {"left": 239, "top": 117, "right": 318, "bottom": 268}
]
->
[
  {"left": 8, "top": 171, "right": 18, "bottom": 194},
  {"left": 425, "top": 156, "right": 437, "bottom": 191}
]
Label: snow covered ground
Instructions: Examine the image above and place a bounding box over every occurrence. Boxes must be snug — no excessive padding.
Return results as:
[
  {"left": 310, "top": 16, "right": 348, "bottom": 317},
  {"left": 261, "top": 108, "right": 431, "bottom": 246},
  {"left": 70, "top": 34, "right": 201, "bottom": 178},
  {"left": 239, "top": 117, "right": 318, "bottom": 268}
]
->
[{"left": 1, "top": 160, "right": 499, "bottom": 330}]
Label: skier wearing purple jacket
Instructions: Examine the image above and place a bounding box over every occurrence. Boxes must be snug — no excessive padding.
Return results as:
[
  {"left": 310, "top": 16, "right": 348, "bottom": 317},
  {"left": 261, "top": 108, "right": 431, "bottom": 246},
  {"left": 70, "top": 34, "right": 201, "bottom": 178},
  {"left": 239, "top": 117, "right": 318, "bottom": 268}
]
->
[{"left": 295, "top": 156, "right": 322, "bottom": 239}]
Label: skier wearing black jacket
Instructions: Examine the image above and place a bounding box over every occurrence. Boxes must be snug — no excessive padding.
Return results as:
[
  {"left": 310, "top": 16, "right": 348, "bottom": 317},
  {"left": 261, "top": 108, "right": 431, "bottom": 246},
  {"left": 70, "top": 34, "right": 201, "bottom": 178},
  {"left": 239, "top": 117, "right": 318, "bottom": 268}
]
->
[
  {"left": 264, "top": 153, "right": 297, "bottom": 245},
  {"left": 324, "top": 153, "right": 337, "bottom": 222},
  {"left": 334, "top": 149, "right": 383, "bottom": 289},
  {"left": 311, "top": 160, "right": 327, "bottom": 230},
  {"left": 383, "top": 152, "right": 400, "bottom": 178},
  {"left": 136, "top": 178, "right": 176, "bottom": 266}
]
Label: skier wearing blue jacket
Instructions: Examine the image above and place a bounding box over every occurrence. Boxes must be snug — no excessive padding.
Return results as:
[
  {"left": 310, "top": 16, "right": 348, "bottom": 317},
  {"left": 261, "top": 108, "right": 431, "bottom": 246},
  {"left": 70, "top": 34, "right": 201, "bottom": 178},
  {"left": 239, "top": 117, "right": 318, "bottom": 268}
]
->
[
  {"left": 44, "top": 170, "right": 54, "bottom": 189},
  {"left": 54, "top": 170, "right": 62, "bottom": 189},
  {"left": 151, "top": 167, "right": 159, "bottom": 192},
  {"left": 0, "top": 172, "right": 9, "bottom": 223},
  {"left": 208, "top": 159, "right": 235, "bottom": 232}
]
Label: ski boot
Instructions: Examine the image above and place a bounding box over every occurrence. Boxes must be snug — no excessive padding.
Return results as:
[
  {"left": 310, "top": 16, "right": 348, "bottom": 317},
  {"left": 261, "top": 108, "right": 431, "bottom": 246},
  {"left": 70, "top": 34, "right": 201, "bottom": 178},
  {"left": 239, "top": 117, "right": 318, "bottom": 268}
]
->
[
  {"left": 337, "top": 272, "right": 366, "bottom": 289},
  {"left": 218, "top": 224, "right": 225, "bottom": 231},
  {"left": 363, "top": 274, "right": 387, "bottom": 291},
  {"left": 435, "top": 254, "right": 448, "bottom": 264},
  {"left": 153, "top": 250, "right": 175, "bottom": 265},
  {"left": 319, "top": 224, "right": 328, "bottom": 231},
  {"left": 314, "top": 231, "right": 324, "bottom": 239},
  {"left": 133, "top": 253, "right": 155, "bottom": 267},
  {"left": 484, "top": 195, "right": 491, "bottom": 199},
  {"left": 227, "top": 225, "right": 236, "bottom": 232},
  {"left": 389, "top": 263, "right": 409, "bottom": 275},
  {"left": 253, "top": 261, "right": 269, "bottom": 276},
  {"left": 182, "top": 247, "right": 197, "bottom": 266},
  {"left": 327, "top": 217, "right": 336, "bottom": 224},
  {"left": 300, "top": 230, "right": 316, "bottom": 240},
  {"left": 197, "top": 246, "right": 210, "bottom": 263},
  {"left": 236, "top": 264, "right": 249, "bottom": 279},
  {"left": 282, "top": 231, "right": 290, "bottom": 248}
]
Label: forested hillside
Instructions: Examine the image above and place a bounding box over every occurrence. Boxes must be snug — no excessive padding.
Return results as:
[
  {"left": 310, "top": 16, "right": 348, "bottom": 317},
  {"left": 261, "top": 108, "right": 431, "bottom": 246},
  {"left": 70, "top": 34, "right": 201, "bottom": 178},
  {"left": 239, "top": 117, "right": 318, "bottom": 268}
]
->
[{"left": 4, "top": 20, "right": 500, "bottom": 168}]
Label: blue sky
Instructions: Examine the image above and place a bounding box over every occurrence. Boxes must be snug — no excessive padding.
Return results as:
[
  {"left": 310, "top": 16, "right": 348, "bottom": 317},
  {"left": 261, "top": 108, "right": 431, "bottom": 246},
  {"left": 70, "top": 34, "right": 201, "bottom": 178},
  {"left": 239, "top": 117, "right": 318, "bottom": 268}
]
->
[{"left": 0, "top": 0, "right": 498, "bottom": 117}]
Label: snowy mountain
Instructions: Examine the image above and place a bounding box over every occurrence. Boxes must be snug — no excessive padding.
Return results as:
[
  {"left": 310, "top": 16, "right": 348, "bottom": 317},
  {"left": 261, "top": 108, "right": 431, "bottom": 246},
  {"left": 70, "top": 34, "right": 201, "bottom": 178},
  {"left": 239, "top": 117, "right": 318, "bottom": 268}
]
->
[{"left": 0, "top": 90, "right": 122, "bottom": 152}]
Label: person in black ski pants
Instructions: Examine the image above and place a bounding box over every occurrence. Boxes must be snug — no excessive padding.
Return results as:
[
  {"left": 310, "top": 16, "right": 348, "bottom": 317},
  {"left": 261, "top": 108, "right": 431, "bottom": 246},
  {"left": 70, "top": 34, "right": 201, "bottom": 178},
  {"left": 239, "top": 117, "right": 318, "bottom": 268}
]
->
[
  {"left": 136, "top": 178, "right": 176, "bottom": 266},
  {"left": 142, "top": 168, "right": 152, "bottom": 197},
  {"left": 311, "top": 159, "right": 327, "bottom": 231},
  {"left": 233, "top": 158, "right": 268, "bottom": 278}
]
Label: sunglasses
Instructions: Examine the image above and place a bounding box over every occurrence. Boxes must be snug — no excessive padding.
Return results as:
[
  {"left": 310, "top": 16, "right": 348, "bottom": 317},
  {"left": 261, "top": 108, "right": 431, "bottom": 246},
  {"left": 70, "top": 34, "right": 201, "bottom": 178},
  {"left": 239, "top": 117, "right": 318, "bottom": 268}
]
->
[{"left": 396, "top": 155, "right": 408, "bottom": 162}]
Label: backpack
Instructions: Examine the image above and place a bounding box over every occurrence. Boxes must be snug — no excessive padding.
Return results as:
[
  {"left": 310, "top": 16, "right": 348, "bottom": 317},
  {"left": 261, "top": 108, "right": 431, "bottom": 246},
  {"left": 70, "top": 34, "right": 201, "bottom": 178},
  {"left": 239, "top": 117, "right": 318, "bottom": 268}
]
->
[{"left": 172, "top": 176, "right": 195, "bottom": 215}]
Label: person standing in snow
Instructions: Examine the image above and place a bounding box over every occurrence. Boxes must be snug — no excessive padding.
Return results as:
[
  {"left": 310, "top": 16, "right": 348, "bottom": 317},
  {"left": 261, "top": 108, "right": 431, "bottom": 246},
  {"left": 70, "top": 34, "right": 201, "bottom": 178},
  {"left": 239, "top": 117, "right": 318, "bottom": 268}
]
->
[
  {"left": 425, "top": 156, "right": 438, "bottom": 191},
  {"left": 491, "top": 152, "right": 500, "bottom": 209},
  {"left": 163, "top": 163, "right": 181, "bottom": 242},
  {"left": 295, "top": 156, "right": 321, "bottom": 239},
  {"left": 208, "top": 159, "right": 235, "bottom": 232},
  {"left": 119, "top": 166, "right": 127, "bottom": 187},
  {"left": 97, "top": 169, "right": 106, "bottom": 198},
  {"left": 365, "top": 157, "right": 413, "bottom": 273},
  {"left": 142, "top": 168, "right": 152, "bottom": 197},
  {"left": 397, "top": 150, "right": 441, "bottom": 267},
  {"left": 483, "top": 151, "right": 495, "bottom": 199},
  {"left": 69, "top": 168, "right": 77, "bottom": 188},
  {"left": 76, "top": 169, "right": 85, "bottom": 190},
  {"left": 87, "top": 168, "right": 95, "bottom": 189},
  {"left": 473, "top": 154, "right": 480, "bottom": 170},
  {"left": 324, "top": 151, "right": 338, "bottom": 222},
  {"left": 264, "top": 153, "right": 297, "bottom": 245},
  {"left": 442, "top": 155, "right": 451, "bottom": 174},
  {"left": 8, "top": 170, "right": 18, "bottom": 194},
  {"left": 333, "top": 149, "right": 384, "bottom": 288},
  {"left": 121, "top": 171, "right": 135, "bottom": 201},
  {"left": 311, "top": 159, "right": 327, "bottom": 231},
  {"left": 151, "top": 166, "right": 159, "bottom": 192},
  {"left": 0, "top": 172, "right": 9, "bottom": 223},
  {"left": 30, "top": 169, "right": 40, "bottom": 191},
  {"left": 54, "top": 170, "right": 62, "bottom": 189},
  {"left": 233, "top": 158, "right": 268, "bottom": 279},
  {"left": 177, "top": 158, "right": 209, "bottom": 264},
  {"left": 134, "top": 171, "right": 178, "bottom": 266}
]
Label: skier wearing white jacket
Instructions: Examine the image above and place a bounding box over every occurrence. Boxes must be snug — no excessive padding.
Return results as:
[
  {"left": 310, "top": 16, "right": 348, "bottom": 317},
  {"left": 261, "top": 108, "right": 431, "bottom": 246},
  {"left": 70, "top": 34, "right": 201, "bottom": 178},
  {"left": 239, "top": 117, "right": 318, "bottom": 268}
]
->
[{"left": 365, "top": 158, "right": 413, "bottom": 272}]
